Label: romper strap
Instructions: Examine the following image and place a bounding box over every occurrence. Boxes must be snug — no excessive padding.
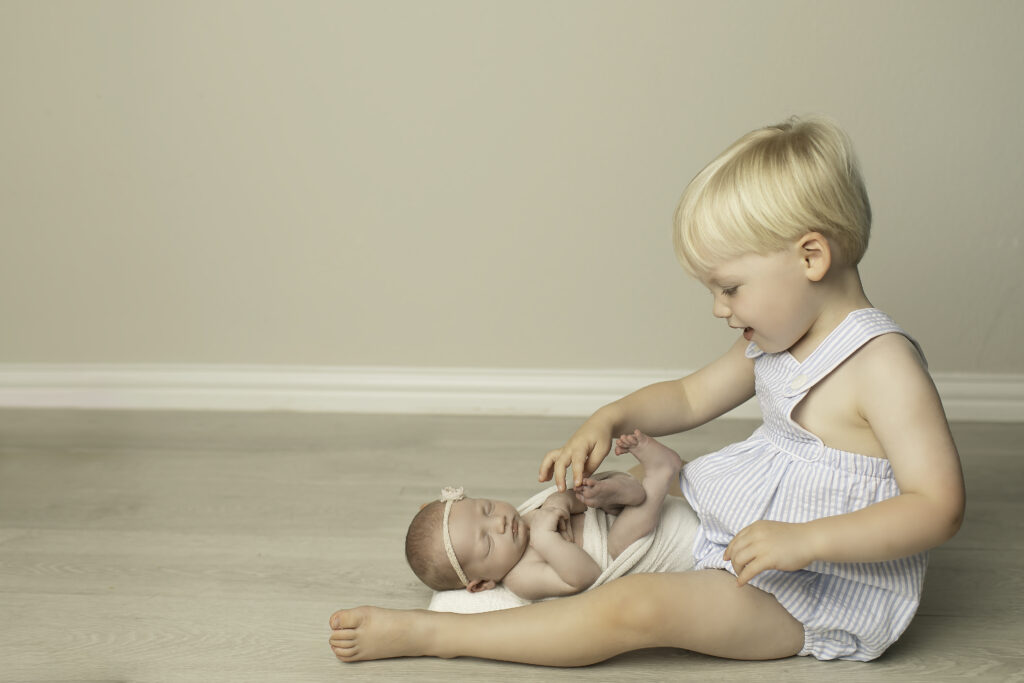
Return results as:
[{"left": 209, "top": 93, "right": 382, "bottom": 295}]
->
[{"left": 782, "top": 308, "right": 925, "bottom": 399}]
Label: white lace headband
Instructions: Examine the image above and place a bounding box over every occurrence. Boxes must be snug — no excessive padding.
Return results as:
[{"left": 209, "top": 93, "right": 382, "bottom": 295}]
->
[{"left": 440, "top": 486, "right": 468, "bottom": 586}]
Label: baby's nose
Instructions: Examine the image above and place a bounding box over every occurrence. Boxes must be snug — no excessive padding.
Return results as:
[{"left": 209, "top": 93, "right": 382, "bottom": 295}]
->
[{"left": 493, "top": 516, "right": 506, "bottom": 533}]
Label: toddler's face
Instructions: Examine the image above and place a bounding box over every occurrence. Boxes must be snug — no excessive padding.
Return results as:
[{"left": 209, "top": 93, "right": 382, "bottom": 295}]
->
[
  {"left": 447, "top": 497, "right": 529, "bottom": 586},
  {"left": 703, "top": 248, "right": 819, "bottom": 354}
]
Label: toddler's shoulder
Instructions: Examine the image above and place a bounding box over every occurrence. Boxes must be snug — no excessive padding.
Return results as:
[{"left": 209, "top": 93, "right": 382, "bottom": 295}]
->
[
  {"left": 850, "top": 331, "right": 937, "bottom": 411},
  {"left": 854, "top": 331, "right": 927, "bottom": 373}
]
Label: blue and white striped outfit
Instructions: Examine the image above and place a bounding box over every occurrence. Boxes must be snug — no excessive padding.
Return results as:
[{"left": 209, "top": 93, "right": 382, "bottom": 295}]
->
[{"left": 681, "top": 308, "right": 928, "bottom": 661}]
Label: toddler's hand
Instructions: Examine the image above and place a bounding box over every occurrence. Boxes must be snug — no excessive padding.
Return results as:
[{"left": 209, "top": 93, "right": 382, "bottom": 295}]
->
[
  {"left": 723, "top": 520, "right": 817, "bottom": 586},
  {"left": 539, "top": 426, "right": 613, "bottom": 492}
]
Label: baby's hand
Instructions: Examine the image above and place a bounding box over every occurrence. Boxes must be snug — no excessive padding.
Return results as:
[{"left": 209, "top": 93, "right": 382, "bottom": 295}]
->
[
  {"left": 540, "top": 491, "right": 573, "bottom": 517},
  {"left": 538, "top": 497, "right": 574, "bottom": 542},
  {"left": 527, "top": 506, "right": 572, "bottom": 542}
]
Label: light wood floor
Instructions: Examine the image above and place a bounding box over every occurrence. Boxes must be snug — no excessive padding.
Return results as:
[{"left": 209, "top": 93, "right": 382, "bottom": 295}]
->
[{"left": 0, "top": 410, "right": 1021, "bottom": 682}]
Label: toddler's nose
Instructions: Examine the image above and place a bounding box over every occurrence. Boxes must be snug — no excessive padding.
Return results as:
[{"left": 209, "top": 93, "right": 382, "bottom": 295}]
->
[{"left": 712, "top": 296, "right": 730, "bottom": 319}]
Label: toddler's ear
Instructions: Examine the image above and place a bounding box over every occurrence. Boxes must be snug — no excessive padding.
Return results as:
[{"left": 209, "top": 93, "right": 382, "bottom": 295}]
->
[
  {"left": 466, "top": 578, "right": 497, "bottom": 593},
  {"left": 798, "top": 231, "right": 832, "bottom": 282}
]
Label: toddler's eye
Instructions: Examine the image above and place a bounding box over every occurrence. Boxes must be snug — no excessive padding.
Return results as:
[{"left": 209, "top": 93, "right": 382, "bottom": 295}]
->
[{"left": 722, "top": 286, "right": 738, "bottom": 296}]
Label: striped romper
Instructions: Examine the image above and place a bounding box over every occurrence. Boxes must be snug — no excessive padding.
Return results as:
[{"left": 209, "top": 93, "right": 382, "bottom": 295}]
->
[{"left": 681, "top": 308, "right": 928, "bottom": 661}]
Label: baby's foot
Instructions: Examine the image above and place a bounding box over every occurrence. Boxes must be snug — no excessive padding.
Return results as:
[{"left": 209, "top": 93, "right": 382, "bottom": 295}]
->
[
  {"left": 615, "top": 429, "right": 682, "bottom": 482},
  {"left": 329, "top": 606, "right": 434, "bottom": 662},
  {"left": 575, "top": 471, "right": 646, "bottom": 511}
]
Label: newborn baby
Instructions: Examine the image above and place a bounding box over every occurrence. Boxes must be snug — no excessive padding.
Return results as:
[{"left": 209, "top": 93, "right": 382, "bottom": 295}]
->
[{"left": 405, "top": 430, "right": 682, "bottom": 601}]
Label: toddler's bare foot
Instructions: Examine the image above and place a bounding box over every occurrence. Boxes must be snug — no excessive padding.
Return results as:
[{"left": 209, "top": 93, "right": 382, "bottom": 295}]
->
[
  {"left": 615, "top": 429, "right": 682, "bottom": 481},
  {"left": 575, "top": 471, "right": 646, "bottom": 512},
  {"left": 329, "top": 606, "right": 435, "bottom": 662}
]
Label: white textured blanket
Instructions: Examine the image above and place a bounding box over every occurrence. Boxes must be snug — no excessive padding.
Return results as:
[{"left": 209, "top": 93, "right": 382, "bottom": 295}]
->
[{"left": 428, "top": 484, "right": 700, "bottom": 614}]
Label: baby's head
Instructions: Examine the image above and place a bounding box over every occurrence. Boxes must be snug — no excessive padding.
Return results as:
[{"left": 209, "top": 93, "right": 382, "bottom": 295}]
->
[
  {"left": 674, "top": 115, "right": 871, "bottom": 279},
  {"left": 406, "top": 487, "right": 529, "bottom": 592}
]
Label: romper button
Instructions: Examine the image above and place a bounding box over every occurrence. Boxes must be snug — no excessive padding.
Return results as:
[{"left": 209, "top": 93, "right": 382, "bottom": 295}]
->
[{"left": 789, "top": 374, "right": 808, "bottom": 391}]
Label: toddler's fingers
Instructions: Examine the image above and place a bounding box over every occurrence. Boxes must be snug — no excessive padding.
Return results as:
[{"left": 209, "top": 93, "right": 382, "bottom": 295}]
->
[
  {"left": 538, "top": 449, "right": 559, "bottom": 482},
  {"left": 723, "top": 533, "right": 746, "bottom": 562},
  {"left": 555, "top": 459, "right": 572, "bottom": 491},
  {"left": 571, "top": 455, "right": 588, "bottom": 491},
  {"left": 735, "top": 556, "right": 768, "bottom": 586},
  {"left": 547, "top": 454, "right": 570, "bottom": 491},
  {"left": 541, "top": 449, "right": 574, "bottom": 489}
]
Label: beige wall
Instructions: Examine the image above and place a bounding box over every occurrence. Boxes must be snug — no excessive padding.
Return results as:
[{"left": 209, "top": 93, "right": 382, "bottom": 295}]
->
[{"left": 2, "top": 0, "right": 1022, "bottom": 373}]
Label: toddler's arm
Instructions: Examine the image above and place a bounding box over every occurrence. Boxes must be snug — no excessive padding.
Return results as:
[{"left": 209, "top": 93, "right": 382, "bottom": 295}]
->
[
  {"left": 540, "top": 337, "right": 756, "bottom": 490},
  {"left": 504, "top": 507, "right": 600, "bottom": 601}
]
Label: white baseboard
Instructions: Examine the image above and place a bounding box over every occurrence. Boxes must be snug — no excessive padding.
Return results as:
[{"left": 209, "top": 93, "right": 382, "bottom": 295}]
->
[{"left": 0, "top": 364, "right": 1021, "bottom": 422}]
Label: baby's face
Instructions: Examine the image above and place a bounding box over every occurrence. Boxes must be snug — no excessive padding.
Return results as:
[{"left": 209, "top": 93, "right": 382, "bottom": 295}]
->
[{"left": 447, "top": 497, "right": 530, "bottom": 584}]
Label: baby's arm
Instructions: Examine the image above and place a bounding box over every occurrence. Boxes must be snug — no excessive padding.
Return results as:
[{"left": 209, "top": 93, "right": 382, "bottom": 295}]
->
[
  {"left": 725, "top": 335, "right": 966, "bottom": 585},
  {"left": 504, "top": 508, "right": 600, "bottom": 601},
  {"left": 540, "top": 337, "right": 755, "bottom": 490}
]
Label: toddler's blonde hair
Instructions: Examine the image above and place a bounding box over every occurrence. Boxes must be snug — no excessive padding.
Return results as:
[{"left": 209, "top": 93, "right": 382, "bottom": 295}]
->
[{"left": 674, "top": 116, "right": 872, "bottom": 278}]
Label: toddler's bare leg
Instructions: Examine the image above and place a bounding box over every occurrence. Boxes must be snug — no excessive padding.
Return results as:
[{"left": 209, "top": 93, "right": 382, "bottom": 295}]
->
[
  {"left": 605, "top": 430, "right": 681, "bottom": 558},
  {"left": 329, "top": 570, "right": 803, "bottom": 665}
]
